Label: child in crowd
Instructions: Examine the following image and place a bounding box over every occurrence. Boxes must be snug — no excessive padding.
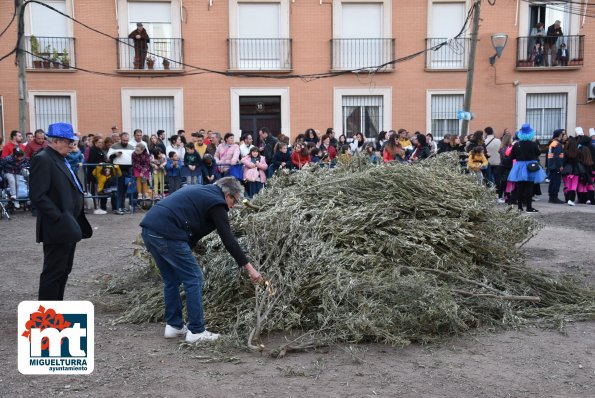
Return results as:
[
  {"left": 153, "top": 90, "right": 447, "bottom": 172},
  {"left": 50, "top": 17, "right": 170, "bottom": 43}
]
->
[
  {"left": 93, "top": 164, "right": 121, "bottom": 212},
  {"left": 337, "top": 145, "right": 352, "bottom": 166},
  {"left": 291, "top": 143, "right": 311, "bottom": 169},
  {"left": 271, "top": 142, "right": 293, "bottom": 174},
  {"left": 150, "top": 148, "right": 167, "bottom": 199},
  {"left": 183, "top": 142, "right": 202, "bottom": 185},
  {"left": 66, "top": 143, "right": 84, "bottom": 176},
  {"left": 577, "top": 138, "right": 594, "bottom": 204},
  {"left": 166, "top": 151, "right": 184, "bottom": 194},
  {"left": 562, "top": 136, "right": 579, "bottom": 206},
  {"left": 241, "top": 146, "right": 268, "bottom": 198},
  {"left": 201, "top": 153, "right": 217, "bottom": 184},
  {"left": 310, "top": 147, "right": 322, "bottom": 164},
  {"left": 531, "top": 42, "right": 544, "bottom": 66},
  {"left": 0, "top": 147, "right": 29, "bottom": 208},
  {"left": 132, "top": 142, "right": 151, "bottom": 199},
  {"left": 467, "top": 146, "right": 488, "bottom": 184},
  {"left": 365, "top": 143, "right": 379, "bottom": 164}
]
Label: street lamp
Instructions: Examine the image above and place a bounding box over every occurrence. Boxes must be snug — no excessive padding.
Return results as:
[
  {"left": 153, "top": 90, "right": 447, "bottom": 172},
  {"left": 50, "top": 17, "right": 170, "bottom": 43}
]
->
[{"left": 489, "top": 33, "right": 508, "bottom": 65}]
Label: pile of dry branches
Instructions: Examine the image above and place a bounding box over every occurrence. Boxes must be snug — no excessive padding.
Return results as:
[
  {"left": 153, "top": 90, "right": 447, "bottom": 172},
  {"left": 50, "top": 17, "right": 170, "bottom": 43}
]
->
[{"left": 106, "top": 155, "right": 595, "bottom": 354}]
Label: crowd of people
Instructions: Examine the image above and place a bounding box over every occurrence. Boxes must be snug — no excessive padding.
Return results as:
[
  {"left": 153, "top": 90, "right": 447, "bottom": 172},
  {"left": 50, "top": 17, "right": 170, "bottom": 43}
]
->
[{"left": 1, "top": 123, "right": 595, "bottom": 216}]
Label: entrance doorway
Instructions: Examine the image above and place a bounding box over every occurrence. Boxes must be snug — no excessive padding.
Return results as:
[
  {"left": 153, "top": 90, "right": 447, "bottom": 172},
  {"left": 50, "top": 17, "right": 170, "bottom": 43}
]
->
[{"left": 239, "top": 96, "right": 281, "bottom": 142}]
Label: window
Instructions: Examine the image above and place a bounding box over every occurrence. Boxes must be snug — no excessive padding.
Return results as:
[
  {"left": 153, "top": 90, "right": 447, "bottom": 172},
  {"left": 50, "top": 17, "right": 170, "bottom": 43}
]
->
[
  {"left": 332, "top": 0, "right": 393, "bottom": 70},
  {"left": 427, "top": 1, "right": 468, "bottom": 69},
  {"left": 525, "top": 93, "right": 567, "bottom": 140},
  {"left": 117, "top": 0, "right": 182, "bottom": 70},
  {"left": 228, "top": 1, "right": 291, "bottom": 70},
  {"left": 429, "top": 93, "right": 464, "bottom": 139},
  {"left": 516, "top": 85, "right": 577, "bottom": 139},
  {"left": 121, "top": 88, "right": 184, "bottom": 138},
  {"left": 131, "top": 97, "right": 175, "bottom": 138},
  {"left": 520, "top": 1, "right": 580, "bottom": 37},
  {"left": 341, "top": 96, "right": 383, "bottom": 139},
  {"left": 28, "top": 92, "right": 77, "bottom": 132},
  {"left": 26, "top": 0, "right": 74, "bottom": 69}
]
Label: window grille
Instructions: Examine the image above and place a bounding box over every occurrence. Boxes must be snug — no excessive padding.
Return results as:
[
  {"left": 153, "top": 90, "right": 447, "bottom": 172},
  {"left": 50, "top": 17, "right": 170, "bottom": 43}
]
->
[
  {"left": 430, "top": 94, "right": 463, "bottom": 139},
  {"left": 526, "top": 93, "right": 567, "bottom": 140},
  {"left": 34, "top": 95, "right": 72, "bottom": 132},
  {"left": 341, "top": 96, "right": 383, "bottom": 139},
  {"left": 130, "top": 96, "right": 175, "bottom": 138}
]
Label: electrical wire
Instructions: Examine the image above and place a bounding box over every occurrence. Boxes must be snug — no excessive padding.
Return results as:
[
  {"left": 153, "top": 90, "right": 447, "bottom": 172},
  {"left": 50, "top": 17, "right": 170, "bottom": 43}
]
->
[
  {"left": 521, "top": 0, "right": 595, "bottom": 19},
  {"left": 0, "top": 0, "right": 477, "bottom": 80},
  {"left": 0, "top": 0, "right": 17, "bottom": 39}
]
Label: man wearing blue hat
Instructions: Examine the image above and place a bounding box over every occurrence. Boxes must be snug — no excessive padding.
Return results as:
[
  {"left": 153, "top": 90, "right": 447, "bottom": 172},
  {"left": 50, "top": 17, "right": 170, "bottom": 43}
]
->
[{"left": 30, "top": 122, "right": 92, "bottom": 300}]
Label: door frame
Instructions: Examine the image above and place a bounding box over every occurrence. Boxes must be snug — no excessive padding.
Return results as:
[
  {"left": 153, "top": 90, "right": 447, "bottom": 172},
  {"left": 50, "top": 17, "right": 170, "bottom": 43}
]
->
[{"left": 230, "top": 87, "right": 290, "bottom": 140}]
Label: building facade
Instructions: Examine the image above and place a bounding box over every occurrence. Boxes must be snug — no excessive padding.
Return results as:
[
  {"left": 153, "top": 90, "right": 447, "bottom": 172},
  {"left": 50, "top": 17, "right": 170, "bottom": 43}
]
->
[{"left": 0, "top": 0, "right": 594, "bottom": 142}]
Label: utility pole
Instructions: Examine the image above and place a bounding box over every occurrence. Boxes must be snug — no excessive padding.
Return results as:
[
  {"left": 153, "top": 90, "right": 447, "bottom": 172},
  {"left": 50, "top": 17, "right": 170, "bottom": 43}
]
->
[
  {"left": 16, "top": 0, "right": 28, "bottom": 136},
  {"left": 461, "top": 0, "right": 481, "bottom": 137}
]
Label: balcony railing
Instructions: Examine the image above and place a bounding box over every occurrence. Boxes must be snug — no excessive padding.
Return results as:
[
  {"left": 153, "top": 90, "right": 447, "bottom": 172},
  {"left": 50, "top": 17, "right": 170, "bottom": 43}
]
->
[
  {"left": 331, "top": 39, "right": 395, "bottom": 71},
  {"left": 117, "top": 38, "right": 184, "bottom": 70},
  {"left": 516, "top": 35, "right": 584, "bottom": 68},
  {"left": 25, "top": 36, "right": 75, "bottom": 70},
  {"left": 228, "top": 38, "right": 292, "bottom": 71},
  {"left": 425, "top": 37, "right": 470, "bottom": 69}
]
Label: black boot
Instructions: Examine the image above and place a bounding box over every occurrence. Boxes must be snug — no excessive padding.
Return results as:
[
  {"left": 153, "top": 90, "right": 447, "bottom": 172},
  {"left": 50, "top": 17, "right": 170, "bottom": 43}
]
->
[
  {"left": 588, "top": 190, "right": 595, "bottom": 205},
  {"left": 577, "top": 192, "right": 587, "bottom": 204}
]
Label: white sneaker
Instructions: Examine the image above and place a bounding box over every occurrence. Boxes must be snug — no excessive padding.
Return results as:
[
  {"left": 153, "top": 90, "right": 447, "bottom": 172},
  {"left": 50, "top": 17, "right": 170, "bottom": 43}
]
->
[
  {"left": 93, "top": 209, "right": 107, "bottom": 215},
  {"left": 567, "top": 200, "right": 575, "bottom": 206},
  {"left": 13, "top": 200, "right": 20, "bottom": 209},
  {"left": 164, "top": 324, "right": 187, "bottom": 339},
  {"left": 185, "top": 329, "right": 220, "bottom": 343},
  {"left": 497, "top": 198, "right": 505, "bottom": 204}
]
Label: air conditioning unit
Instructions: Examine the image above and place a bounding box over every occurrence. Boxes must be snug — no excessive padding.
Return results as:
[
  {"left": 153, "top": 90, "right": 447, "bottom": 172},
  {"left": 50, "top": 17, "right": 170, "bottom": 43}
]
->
[{"left": 588, "top": 82, "right": 595, "bottom": 102}]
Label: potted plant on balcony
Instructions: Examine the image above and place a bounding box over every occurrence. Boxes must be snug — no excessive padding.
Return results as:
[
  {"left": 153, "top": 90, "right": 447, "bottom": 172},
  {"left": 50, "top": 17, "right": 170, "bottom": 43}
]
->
[
  {"left": 60, "top": 49, "right": 70, "bottom": 69},
  {"left": 41, "top": 44, "right": 52, "bottom": 68},
  {"left": 162, "top": 57, "right": 170, "bottom": 70},
  {"left": 146, "top": 55, "right": 155, "bottom": 69},
  {"left": 30, "top": 35, "right": 42, "bottom": 68},
  {"left": 51, "top": 48, "right": 60, "bottom": 68}
]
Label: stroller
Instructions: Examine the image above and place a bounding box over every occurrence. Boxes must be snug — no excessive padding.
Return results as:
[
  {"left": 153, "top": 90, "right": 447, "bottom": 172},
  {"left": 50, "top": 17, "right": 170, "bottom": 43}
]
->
[{"left": 0, "top": 169, "right": 30, "bottom": 219}]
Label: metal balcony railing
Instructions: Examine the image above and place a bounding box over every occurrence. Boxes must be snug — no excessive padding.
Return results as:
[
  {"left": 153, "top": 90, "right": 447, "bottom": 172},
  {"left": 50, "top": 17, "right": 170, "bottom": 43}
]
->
[
  {"left": 425, "top": 37, "right": 470, "bottom": 69},
  {"left": 25, "top": 36, "right": 75, "bottom": 70},
  {"left": 331, "top": 38, "right": 395, "bottom": 71},
  {"left": 228, "top": 38, "right": 292, "bottom": 71},
  {"left": 117, "top": 38, "right": 184, "bottom": 70},
  {"left": 516, "top": 35, "right": 584, "bottom": 68}
]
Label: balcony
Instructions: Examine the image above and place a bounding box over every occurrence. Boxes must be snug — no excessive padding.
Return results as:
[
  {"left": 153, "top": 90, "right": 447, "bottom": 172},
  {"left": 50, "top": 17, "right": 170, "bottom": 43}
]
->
[
  {"left": 516, "top": 35, "right": 584, "bottom": 70},
  {"left": 331, "top": 39, "right": 395, "bottom": 71},
  {"left": 425, "top": 38, "right": 470, "bottom": 70},
  {"left": 227, "top": 38, "right": 292, "bottom": 72},
  {"left": 117, "top": 38, "right": 184, "bottom": 72},
  {"left": 25, "top": 36, "right": 75, "bottom": 71}
]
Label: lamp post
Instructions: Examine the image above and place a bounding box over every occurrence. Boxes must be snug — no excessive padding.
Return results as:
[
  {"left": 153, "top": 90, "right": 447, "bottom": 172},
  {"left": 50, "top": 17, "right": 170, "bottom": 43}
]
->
[{"left": 489, "top": 33, "right": 509, "bottom": 65}]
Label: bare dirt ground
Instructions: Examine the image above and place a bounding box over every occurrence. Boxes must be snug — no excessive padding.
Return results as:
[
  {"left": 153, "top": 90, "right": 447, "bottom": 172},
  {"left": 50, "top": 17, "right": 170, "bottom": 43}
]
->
[{"left": 1, "top": 200, "right": 594, "bottom": 398}]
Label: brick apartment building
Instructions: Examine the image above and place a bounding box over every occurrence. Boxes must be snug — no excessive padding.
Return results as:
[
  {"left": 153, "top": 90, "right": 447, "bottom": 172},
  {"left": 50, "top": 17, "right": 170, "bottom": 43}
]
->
[{"left": 0, "top": 0, "right": 593, "bottom": 143}]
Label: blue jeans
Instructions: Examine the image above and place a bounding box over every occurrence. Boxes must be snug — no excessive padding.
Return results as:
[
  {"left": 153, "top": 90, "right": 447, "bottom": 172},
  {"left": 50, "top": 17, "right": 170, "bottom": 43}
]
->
[{"left": 141, "top": 228, "right": 205, "bottom": 334}]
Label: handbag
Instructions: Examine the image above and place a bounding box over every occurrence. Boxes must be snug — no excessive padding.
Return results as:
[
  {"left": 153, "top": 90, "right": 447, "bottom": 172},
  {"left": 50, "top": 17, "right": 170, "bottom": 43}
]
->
[
  {"left": 561, "top": 164, "right": 573, "bottom": 175},
  {"left": 527, "top": 161, "right": 541, "bottom": 172},
  {"left": 229, "top": 164, "right": 244, "bottom": 180}
]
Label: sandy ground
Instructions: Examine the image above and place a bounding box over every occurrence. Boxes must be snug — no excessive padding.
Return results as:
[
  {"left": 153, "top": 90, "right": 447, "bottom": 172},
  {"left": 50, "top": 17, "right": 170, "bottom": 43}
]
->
[{"left": 0, "top": 199, "right": 594, "bottom": 398}]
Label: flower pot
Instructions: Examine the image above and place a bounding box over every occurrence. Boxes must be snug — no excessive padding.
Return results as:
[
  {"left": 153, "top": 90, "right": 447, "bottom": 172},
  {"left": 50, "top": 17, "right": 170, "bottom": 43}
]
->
[
  {"left": 42, "top": 60, "right": 51, "bottom": 68},
  {"left": 163, "top": 60, "right": 170, "bottom": 70},
  {"left": 62, "top": 61, "right": 70, "bottom": 69},
  {"left": 32, "top": 60, "right": 42, "bottom": 68},
  {"left": 52, "top": 61, "right": 60, "bottom": 69},
  {"left": 147, "top": 61, "right": 155, "bottom": 70}
]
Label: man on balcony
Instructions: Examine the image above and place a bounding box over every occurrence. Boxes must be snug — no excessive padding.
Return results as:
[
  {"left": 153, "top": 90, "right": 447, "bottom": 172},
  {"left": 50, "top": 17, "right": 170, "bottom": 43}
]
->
[
  {"left": 129, "top": 22, "right": 150, "bottom": 69},
  {"left": 544, "top": 20, "right": 563, "bottom": 67}
]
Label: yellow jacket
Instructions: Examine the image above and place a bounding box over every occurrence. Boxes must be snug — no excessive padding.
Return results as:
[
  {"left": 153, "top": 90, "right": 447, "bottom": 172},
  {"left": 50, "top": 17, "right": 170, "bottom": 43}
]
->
[
  {"left": 467, "top": 153, "right": 488, "bottom": 172},
  {"left": 92, "top": 164, "right": 122, "bottom": 193}
]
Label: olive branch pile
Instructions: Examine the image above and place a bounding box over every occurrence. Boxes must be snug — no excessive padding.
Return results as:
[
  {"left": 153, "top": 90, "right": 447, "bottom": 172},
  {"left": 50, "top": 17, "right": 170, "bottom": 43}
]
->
[{"left": 106, "top": 154, "right": 595, "bottom": 355}]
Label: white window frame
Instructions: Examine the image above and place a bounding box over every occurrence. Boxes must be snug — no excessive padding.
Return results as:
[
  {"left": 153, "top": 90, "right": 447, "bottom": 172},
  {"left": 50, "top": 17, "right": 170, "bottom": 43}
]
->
[
  {"left": 516, "top": 84, "right": 576, "bottom": 133},
  {"left": 426, "top": 0, "right": 469, "bottom": 38},
  {"left": 426, "top": 90, "right": 464, "bottom": 137},
  {"left": 230, "top": 87, "right": 290, "bottom": 140},
  {"left": 518, "top": 1, "right": 580, "bottom": 37},
  {"left": 28, "top": 90, "right": 77, "bottom": 132},
  {"left": 333, "top": 87, "right": 392, "bottom": 137},
  {"left": 117, "top": 0, "right": 182, "bottom": 38},
  {"left": 229, "top": 0, "right": 290, "bottom": 39},
  {"left": 121, "top": 88, "right": 184, "bottom": 134},
  {"left": 332, "top": 0, "right": 391, "bottom": 39}
]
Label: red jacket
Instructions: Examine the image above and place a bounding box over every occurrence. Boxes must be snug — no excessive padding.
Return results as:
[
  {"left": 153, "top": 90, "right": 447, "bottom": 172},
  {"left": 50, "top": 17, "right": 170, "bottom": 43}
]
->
[
  {"left": 291, "top": 151, "right": 311, "bottom": 169},
  {"left": 1, "top": 141, "right": 26, "bottom": 158}
]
